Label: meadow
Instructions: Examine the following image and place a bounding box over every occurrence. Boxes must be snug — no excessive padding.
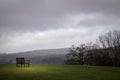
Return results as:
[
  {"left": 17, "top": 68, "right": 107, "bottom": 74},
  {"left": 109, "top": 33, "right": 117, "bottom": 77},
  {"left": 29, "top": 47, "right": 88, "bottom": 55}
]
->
[{"left": 0, "top": 64, "right": 120, "bottom": 80}]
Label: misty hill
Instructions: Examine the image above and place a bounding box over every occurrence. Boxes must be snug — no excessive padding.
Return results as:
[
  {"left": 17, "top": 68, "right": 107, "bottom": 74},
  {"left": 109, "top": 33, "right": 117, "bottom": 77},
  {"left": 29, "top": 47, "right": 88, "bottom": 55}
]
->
[
  {"left": 12, "top": 48, "right": 69, "bottom": 57},
  {"left": 0, "top": 48, "right": 69, "bottom": 64}
]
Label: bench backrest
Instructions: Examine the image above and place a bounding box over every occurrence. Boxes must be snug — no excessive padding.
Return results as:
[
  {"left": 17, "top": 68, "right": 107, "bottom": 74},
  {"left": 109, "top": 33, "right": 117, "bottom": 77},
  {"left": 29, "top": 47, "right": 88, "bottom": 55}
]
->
[{"left": 16, "top": 58, "right": 25, "bottom": 64}]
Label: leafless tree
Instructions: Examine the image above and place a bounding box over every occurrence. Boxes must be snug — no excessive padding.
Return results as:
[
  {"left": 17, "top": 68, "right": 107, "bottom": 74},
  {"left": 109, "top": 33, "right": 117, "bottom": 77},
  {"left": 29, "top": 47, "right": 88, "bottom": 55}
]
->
[{"left": 66, "top": 30, "right": 120, "bottom": 66}]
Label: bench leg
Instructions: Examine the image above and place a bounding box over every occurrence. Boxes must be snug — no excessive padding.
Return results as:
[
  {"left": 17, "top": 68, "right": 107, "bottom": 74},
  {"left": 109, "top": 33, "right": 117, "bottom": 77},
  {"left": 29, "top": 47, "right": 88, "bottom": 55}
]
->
[
  {"left": 28, "top": 63, "right": 30, "bottom": 67},
  {"left": 21, "top": 63, "right": 22, "bottom": 67},
  {"left": 16, "top": 64, "right": 18, "bottom": 67}
]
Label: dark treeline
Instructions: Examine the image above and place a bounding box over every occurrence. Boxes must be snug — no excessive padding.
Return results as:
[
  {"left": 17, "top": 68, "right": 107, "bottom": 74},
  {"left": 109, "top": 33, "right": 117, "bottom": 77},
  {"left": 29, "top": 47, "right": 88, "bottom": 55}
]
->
[{"left": 66, "top": 30, "right": 120, "bottom": 67}]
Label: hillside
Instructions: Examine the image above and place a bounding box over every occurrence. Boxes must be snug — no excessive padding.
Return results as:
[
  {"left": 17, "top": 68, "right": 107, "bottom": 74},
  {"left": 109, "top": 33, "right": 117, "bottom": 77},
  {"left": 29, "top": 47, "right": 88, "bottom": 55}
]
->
[{"left": 0, "top": 48, "right": 69, "bottom": 64}]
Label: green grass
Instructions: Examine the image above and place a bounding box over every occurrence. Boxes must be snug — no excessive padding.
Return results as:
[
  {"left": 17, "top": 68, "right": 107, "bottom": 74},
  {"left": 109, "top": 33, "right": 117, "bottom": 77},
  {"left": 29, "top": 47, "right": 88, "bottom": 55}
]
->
[{"left": 0, "top": 64, "right": 120, "bottom": 80}]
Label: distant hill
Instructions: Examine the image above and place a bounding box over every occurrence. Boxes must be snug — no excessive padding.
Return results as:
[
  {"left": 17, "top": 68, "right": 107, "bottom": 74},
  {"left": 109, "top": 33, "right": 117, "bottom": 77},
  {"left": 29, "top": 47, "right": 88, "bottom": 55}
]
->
[{"left": 0, "top": 48, "right": 69, "bottom": 64}]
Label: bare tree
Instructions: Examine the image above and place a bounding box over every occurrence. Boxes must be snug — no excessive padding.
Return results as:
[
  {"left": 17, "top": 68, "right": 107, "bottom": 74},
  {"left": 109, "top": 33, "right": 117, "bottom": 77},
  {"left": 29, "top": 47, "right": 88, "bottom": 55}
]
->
[
  {"left": 66, "top": 44, "right": 86, "bottom": 65},
  {"left": 66, "top": 30, "right": 120, "bottom": 66}
]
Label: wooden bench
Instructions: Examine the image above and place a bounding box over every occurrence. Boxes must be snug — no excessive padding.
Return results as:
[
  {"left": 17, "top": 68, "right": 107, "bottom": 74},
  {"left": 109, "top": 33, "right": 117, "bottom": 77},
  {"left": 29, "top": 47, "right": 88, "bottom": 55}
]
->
[{"left": 16, "top": 58, "right": 30, "bottom": 67}]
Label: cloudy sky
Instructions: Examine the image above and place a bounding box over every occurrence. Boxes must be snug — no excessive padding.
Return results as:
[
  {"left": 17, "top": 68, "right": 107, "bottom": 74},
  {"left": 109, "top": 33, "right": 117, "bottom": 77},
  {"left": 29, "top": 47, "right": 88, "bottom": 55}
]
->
[{"left": 0, "top": 0, "right": 120, "bottom": 53}]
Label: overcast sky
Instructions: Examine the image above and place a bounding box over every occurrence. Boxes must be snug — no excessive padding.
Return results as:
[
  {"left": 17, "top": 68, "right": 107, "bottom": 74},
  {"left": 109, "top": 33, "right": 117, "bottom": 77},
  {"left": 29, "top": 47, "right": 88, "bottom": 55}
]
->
[{"left": 0, "top": 0, "right": 120, "bottom": 53}]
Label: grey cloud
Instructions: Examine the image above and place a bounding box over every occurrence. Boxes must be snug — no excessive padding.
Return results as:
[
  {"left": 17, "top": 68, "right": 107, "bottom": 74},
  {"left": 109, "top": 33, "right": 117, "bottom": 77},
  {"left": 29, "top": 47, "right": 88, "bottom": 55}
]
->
[
  {"left": 77, "top": 14, "right": 120, "bottom": 27},
  {"left": 0, "top": 0, "right": 120, "bottom": 53},
  {"left": 0, "top": 0, "right": 120, "bottom": 33},
  {"left": 0, "top": 28, "right": 99, "bottom": 53}
]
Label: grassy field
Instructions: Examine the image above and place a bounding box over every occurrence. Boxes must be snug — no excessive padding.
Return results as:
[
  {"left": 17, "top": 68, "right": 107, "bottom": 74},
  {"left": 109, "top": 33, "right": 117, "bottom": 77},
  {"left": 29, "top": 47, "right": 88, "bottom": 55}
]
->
[{"left": 0, "top": 64, "right": 120, "bottom": 80}]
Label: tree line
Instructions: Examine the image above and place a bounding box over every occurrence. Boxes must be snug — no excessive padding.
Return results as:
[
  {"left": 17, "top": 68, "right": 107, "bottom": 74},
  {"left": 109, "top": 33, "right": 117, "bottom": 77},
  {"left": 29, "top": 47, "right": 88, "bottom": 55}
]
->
[{"left": 66, "top": 30, "right": 120, "bottom": 67}]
